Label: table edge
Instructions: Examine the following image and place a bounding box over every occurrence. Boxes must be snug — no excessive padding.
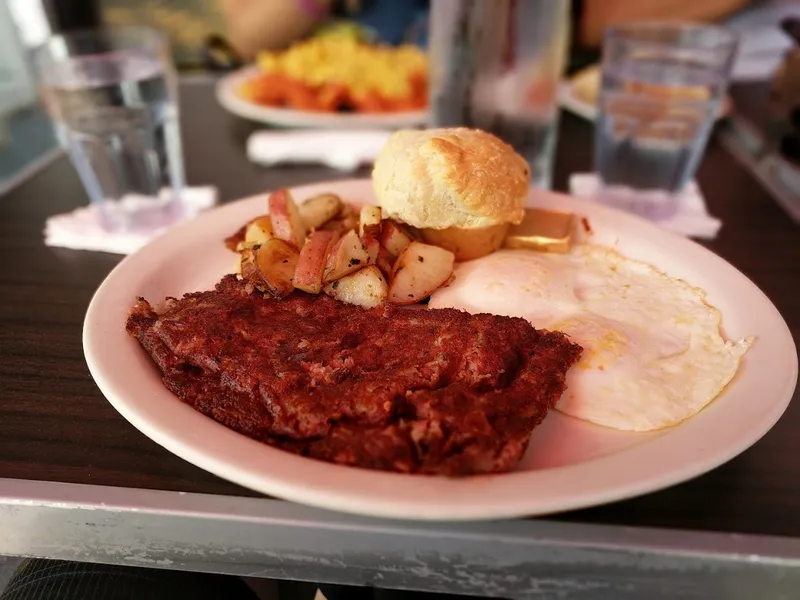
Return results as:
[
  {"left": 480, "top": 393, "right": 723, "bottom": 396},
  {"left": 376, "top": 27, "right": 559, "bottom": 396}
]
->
[{"left": 2, "top": 478, "right": 800, "bottom": 597}]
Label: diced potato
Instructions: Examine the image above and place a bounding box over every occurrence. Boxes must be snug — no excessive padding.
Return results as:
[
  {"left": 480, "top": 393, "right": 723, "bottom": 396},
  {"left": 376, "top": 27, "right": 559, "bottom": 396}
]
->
[
  {"left": 244, "top": 216, "right": 274, "bottom": 246},
  {"left": 388, "top": 242, "right": 455, "bottom": 305},
  {"left": 341, "top": 203, "right": 361, "bottom": 230},
  {"left": 379, "top": 220, "right": 414, "bottom": 257},
  {"left": 319, "top": 218, "right": 352, "bottom": 236},
  {"left": 324, "top": 266, "right": 388, "bottom": 309},
  {"left": 361, "top": 234, "right": 380, "bottom": 265},
  {"left": 376, "top": 245, "right": 394, "bottom": 278},
  {"left": 269, "top": 189, "right": 306, "bottom": 249},
  {"left": 299, "top": 193, "right": 343, "bottom": 230},
  {"left": 239, "top": 246, "right": 258, "bottom": 281},
  {"left": 359, "top": 206, "right": 382, "bottom": 238},
  {"left": 294, "top": 230, "right": 338, "bottom": 294},
  {"left": 316, "top": 202, "right": 358, "bottom": 235},
  {"left": 322, "top": 230, "right": 373, "bottom": 283},
  {"left": 241, "top": 239, "right": 299, "bottom": 298},
  {"left": 225, "top": 223, "right": 249, "bottom": 252}
]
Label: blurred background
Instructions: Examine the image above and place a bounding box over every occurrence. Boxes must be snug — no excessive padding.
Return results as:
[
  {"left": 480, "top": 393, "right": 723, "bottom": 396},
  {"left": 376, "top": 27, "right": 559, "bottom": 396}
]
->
[
  {"left": 2, "top": 0, "right": 800, "bottom": 217},
  {"left": 0, "top": 0, "right": 56, "bottom": 195},
  {"left": 1, "top": 2, "right": 799, "bottom": 599}
]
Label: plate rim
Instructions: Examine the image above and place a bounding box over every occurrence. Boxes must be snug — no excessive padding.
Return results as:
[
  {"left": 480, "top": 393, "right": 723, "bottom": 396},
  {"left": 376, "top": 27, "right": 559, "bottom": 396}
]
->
[
  {"left": 83, "top": 178, "right": 798, "bottom": 521},
  {"left": 557, "top": 81, "right": 599, "bottom": 121},
  {"left": 557, "top": 77, "right": 731, "bottom": 122},
  {"left": 215, "top": 66, "right": 429, "bottom": 129}
]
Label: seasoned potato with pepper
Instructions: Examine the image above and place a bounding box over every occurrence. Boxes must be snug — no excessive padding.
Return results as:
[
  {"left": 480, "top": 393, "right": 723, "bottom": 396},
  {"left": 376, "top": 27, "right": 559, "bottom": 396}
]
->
[
  {"left": 294, "top": 230, "right": 338, "bottom": 294},
  {"left": 241, "top": 239, "right": 299, "bottom": 298},
  {"left": 299, "top": 193, "right": 343, "bottom": 230},
  {"left": 269, "top": 189, "right": 306, "bottom": 249},
  {"left": 324, "top": 266, "right": 388, "bottom": 309},
  {"left": 388, "top": 242, "right": 454, "bottom": 305},
  {"left": 322, "top": 230, "right": 373, "bottom": 283},
  {"left": 359, "top": 206, "right": 382, "bottom": 238}
]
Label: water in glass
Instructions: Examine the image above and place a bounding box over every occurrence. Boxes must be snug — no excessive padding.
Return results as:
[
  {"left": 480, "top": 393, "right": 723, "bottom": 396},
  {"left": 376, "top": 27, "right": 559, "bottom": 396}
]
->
[
  {"left": 594, "top": 24, "right": 737, "bottom": 217},
  {"left": 37, "top": 28, "right": 185, "bottom": 231}
]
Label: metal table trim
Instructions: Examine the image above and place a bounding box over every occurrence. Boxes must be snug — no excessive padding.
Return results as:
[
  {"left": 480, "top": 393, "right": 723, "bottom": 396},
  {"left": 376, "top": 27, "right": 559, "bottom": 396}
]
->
[{"left": 2, "top": 478, "right": 800, "bottom": 599}]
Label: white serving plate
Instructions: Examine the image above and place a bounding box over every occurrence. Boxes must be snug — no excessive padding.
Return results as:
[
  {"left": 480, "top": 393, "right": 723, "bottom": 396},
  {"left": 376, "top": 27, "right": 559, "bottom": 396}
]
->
[{"left": 84, "top": 179, "right": 797, "bottom": 521}]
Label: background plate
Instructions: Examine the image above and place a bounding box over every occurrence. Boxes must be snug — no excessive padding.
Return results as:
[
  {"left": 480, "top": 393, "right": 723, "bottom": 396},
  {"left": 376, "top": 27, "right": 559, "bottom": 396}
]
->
[
  {"left": 216, "top": 66, "right": 429, "bottom": 129},
  {"left": 558, "top": 73, "right": 732, "bottom": 122}
]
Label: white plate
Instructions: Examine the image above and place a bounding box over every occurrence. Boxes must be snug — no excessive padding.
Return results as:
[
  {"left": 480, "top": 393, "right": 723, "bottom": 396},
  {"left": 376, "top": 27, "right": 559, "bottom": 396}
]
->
[
  {"left": 558, "top": 81, "right": 599, "bottom": 121},
  {"left": 84, "top": 179, "right": 798, "bottom": 521},
  {"left": 557, "top": 77, "right": 732, "bottom": 122},
  {"left": 216, "top": 66, "right": 429, "bottom": 129}
]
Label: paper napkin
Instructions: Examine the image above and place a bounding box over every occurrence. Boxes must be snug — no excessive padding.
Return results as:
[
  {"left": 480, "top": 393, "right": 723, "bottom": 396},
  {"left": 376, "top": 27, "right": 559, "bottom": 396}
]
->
[
  {"left": 44, "top": 186, "right": 218, "bottom": 255},
  {"left": 569, "top": 174, "right": 722, "bottom": 240}
]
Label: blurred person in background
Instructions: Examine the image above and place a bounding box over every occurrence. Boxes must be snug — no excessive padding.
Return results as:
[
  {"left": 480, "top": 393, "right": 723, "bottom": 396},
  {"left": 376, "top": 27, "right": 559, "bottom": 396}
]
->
[
  {"left": 96, "top": 0, "right": 228, "bottom": 68},
  {"left": 87, "top": 0, "right": 756, "bottom": 69},
  {"left": 219, "top": 0, "right": 756, "bottom": 61},
  {"left": 575, "top": 0, "right": 756, "bottom": 48},
  {"left": 93, "top": 0, "right": 430, "bottom": 69},
  {"left": 220, "top": 0, "right": 430, "bottom": 58}
]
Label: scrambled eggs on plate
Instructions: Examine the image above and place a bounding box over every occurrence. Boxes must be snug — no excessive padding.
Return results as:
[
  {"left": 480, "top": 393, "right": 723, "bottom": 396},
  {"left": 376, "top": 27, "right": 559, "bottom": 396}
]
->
[{"left": 239, "top": 37, "right": 428, "bottom": 113}]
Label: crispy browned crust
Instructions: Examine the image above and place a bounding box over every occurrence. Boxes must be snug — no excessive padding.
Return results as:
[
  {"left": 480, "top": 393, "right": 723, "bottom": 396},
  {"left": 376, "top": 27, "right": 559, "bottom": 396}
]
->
[{"left": 126, "top": 275, "right": 581, "bottom": 475}]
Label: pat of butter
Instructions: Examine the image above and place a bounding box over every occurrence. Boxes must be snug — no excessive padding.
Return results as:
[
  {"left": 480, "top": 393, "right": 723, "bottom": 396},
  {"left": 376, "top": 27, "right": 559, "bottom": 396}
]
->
[{"left": 503, "top": 208, "right": 575, "bottom": 253}]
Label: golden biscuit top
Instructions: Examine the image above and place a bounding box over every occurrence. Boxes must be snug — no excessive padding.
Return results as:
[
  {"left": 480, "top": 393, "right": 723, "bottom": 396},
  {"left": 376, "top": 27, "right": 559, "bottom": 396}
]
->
[{"left": 373, "top": 128, "right": 530, "bottom": 230}]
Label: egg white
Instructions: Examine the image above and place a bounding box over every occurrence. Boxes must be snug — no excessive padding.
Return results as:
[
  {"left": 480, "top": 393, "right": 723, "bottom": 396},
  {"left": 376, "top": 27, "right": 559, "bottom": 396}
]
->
[{"left": 429, "top": 247, "right": 752, "bottom": 431}]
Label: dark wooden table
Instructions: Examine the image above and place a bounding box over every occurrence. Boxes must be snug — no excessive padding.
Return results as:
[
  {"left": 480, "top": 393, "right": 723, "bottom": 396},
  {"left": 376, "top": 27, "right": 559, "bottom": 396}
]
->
[{"left": 1, "top": 76, "right": 799, "bottom": 598}]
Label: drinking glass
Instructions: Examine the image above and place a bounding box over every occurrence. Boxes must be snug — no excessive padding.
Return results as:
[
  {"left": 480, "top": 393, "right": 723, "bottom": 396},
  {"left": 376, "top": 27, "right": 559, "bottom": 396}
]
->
[
  {"left": 427, "top": 0, "right": 570, "bottom": 189},
  {"left": 34, "top": 26, "right": 186, "bottom": 231},
  {"left": 594, "top": 23, "right": 737, "bottom": 217}
]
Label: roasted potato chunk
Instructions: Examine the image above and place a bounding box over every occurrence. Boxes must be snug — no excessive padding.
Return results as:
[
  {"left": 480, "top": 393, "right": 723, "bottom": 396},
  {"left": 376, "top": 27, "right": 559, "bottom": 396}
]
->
[
  {"left": 269, "top": 189, "right": 306, "bottom": 249},
  {"left": 241, "top": 239, "right": 300, "bottom": 298},
  {"left": 376, "top": 245, "right": 394, "bottom": 278},
  {"left": 388, "top": 242, "right": 455, "bottom": 305},
  {"left": 299, "top": 193, "right": 343, "bottom": 230},
  {"left": 324, "top": 266, "right": 388, "bottom": 309},
  {"left": 359, "top": 206, "right": 382, "bottom": 238},
  {"left": 361, "top": 234, "right": 380, "bottom": 265},
  {"left": 379, "top": 220, "right": 414, "bottom": 257},
  {"left": 242, "top": 216, "right": 274, "bottom": 247},
  {"left": 322, "top": 230, "right": 373, "bottom": 283},
  {"left": 294, "top": 230, "right": 338, "bottom": 294}
]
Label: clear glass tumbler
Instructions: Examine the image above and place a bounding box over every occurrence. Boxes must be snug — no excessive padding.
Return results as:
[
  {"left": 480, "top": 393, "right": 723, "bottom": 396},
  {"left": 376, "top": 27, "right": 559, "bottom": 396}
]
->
[
  {"left": 34, "top": 26, "right": 186, "bottom": 231},
  {"left": 594, "top": 23, "right": 737, "bottom": 217},
  {"left": 427, "top": 0, "right": 570, "bottom": 189}
]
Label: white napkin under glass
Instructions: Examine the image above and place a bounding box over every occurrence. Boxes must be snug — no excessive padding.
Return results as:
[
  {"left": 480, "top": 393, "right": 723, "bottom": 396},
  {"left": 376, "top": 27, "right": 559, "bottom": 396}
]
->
[
  {"left": 569, "top": 174, "right": 722, "bottom": 240},
  {"left": 44, "top": 186, "right": 218, "bottom": 255}
]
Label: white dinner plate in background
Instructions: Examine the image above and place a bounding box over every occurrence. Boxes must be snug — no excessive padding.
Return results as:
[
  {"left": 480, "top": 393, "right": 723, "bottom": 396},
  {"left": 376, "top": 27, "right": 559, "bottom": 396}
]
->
[{"left": 216, "top": 66, "right": 429, "bottom": 130}]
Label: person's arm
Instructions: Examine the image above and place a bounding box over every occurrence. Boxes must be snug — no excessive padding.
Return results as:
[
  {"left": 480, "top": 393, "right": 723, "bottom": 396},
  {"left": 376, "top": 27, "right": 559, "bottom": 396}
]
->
[
  {"left": 220, "top": 0, "right": 332, "bottom": 58},
  {"left": 578, "top": 0, "right": 754, "bottom": 48}
]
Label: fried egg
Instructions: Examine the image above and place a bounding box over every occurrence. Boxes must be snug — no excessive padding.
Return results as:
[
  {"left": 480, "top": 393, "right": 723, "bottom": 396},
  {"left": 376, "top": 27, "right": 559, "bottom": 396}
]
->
[{"left": 429, "top": 247, "right": 752, "bottom": 431}]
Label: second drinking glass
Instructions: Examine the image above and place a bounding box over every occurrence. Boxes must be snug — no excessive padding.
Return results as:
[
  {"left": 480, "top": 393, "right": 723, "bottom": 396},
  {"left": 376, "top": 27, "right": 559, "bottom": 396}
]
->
[{"left": 594, "top": 23, "right": 737, "bottom": 217}]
